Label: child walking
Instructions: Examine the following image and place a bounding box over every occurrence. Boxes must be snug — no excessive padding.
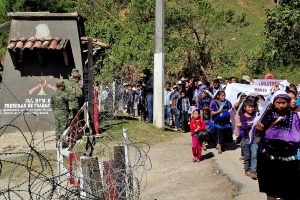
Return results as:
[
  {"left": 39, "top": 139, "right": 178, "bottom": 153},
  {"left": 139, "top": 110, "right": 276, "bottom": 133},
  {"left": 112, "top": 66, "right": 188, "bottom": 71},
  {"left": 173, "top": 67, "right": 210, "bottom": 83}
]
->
[
  {"left": 177, "top": 91, "right": 190, "bottom": 132},
  {"left": 240, "top": 99, "right": 258, "bottom": 180},
  {"left": 190, "top": 109, "right": 206, "bottom": 162},
  {"left": 202, "top": 105, "right": 212, "bottom": 150}
]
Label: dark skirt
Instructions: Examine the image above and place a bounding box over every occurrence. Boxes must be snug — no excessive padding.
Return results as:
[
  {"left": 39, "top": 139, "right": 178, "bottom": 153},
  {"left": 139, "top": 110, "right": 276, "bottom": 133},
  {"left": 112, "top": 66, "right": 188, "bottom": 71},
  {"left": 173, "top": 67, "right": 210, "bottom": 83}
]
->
[
  {"left": 257, "top": 151, "right": 300, "bottom": 199},
  {"left": 213, "top": 122, "right": 233, "bottom": 144}
]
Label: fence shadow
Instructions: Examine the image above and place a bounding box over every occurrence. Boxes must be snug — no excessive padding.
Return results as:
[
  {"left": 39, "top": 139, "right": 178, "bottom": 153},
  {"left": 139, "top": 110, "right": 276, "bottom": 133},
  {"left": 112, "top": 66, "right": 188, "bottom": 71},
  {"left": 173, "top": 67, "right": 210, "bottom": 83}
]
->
[
  {"left": 115, "top": 116, "right": 139, "bottom": 121},
  {"left": 163, "top": 127, "right": 177, "bottom": 132},
  {"left": 99, "top": 121, "right": 129, "bottom": 132}
]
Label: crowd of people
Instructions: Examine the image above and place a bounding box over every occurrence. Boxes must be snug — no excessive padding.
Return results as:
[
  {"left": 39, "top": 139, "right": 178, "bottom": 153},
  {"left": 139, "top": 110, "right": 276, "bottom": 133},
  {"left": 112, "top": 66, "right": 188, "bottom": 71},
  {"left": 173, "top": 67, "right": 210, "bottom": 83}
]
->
[
  {"left": 122, "top": 73, "right": 300, "bottom": 200},
  {"left": 50, "top": 68, "right": 300, "bottom": 199}
]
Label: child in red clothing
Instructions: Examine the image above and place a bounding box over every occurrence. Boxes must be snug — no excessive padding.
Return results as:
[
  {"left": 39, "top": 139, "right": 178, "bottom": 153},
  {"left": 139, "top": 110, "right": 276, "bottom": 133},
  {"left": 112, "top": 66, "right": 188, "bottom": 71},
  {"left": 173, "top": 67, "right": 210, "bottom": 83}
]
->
[{"left": 190, "top": 109, "right": 206, "bottom": 162}]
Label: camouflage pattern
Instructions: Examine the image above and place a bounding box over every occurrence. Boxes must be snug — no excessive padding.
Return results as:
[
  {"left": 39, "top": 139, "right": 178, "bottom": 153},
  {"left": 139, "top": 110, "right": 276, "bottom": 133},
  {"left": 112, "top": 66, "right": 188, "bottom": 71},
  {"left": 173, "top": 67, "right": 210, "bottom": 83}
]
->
[
  {"left": 56, "top": 80, "right": 65, "bottom": 86},
  {"left": 50, "top": 89, "right": 72, "bottom": 140},
  {"left": 65, "top": 79, "right": 82, "bottom": 110},
  {"left": 71, "top": 72, "right": 81, "bottom": 78},
  {"left": 65, "top": 78, "right": 83, "bottom": 122},
  {"left": 71, "top": 69, "right": 80, "bottom": 74}
]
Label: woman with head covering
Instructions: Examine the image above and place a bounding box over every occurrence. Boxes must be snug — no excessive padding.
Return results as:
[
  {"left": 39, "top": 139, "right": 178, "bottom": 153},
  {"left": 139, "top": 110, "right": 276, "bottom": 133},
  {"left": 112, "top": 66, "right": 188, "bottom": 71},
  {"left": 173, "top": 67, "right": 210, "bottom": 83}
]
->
[
  {"left": 210, "top": 91, "right": 233, "bottom": 154},
  {"left": 255, "top": 91, "right": 300, "bottom": 200},
  {"left": 264, "top": 73, "right": 274, "bottom": 80},
  {"left": 198, "top": 90, "right": 213, "bottom": 111}
]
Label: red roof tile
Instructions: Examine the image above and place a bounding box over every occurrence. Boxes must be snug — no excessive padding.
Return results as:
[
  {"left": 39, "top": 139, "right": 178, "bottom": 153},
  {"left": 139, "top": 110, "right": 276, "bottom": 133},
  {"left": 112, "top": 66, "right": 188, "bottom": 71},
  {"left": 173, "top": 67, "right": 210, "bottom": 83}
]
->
[
  {"left": 49, "top": 37, "right": 61, "bottom": 49},
  {"left": 7, "top": 37, "right": 69, "bottom": 51},
  {"left": 23, "top": 37, "right": 36, "bottom": 49}
]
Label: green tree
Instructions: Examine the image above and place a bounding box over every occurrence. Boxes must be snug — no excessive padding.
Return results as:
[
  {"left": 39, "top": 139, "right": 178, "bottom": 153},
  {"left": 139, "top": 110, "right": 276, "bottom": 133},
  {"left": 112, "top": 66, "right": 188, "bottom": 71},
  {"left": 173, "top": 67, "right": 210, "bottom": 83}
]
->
[
  {"left": 76, "top": 0, "right": 248, "bottom": 83},
  {"left": 0, "top": 0, "right": 260, "bottom": 83},
  {"left": 164, "top": 0, "right": 249, "bottom": 80},
  {"left": 257, "top": 0, "right": 300, "bottom": 66}
]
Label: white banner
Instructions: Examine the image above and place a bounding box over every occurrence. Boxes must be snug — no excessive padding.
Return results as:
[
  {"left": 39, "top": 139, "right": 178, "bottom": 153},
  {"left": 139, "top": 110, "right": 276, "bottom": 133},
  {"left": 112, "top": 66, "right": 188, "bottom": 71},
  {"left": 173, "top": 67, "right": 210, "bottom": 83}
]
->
[
  {"left": 225, "top": 81, "right": 290, "bottom": 105},
  {"left": 225, "top": 83, "right": 272, "bottom": 105}
]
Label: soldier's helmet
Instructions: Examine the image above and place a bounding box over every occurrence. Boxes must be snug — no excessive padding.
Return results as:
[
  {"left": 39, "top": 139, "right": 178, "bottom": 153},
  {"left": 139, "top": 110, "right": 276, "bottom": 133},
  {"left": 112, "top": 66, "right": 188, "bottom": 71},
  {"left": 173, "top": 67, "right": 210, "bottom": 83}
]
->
[
  {"left": 71, "top": 69, "right": 80, "bottom": 74},
  {"left": 71, "top": 71, "right": 81, "bottom": 78},
  {"left": 56, "top": 80, "right": 65, "bottom": 86}
]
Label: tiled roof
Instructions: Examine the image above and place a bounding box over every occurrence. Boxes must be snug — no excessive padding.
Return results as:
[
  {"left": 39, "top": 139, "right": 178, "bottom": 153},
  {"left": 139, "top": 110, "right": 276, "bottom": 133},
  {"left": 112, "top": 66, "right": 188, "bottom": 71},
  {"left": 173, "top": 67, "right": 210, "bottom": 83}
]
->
[
  {"left": 81, "top": 37, "right": 109, "bottom": 48},
  {"left": 7, "top": 37, "right": 69, "bottom": 51}
]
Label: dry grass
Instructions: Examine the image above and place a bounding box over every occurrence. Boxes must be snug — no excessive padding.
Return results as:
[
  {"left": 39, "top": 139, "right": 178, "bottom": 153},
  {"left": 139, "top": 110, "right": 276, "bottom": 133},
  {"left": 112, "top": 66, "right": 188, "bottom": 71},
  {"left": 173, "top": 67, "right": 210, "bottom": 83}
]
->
[{"left": 0, "top": 150, "right": 57, "bottom": 187}]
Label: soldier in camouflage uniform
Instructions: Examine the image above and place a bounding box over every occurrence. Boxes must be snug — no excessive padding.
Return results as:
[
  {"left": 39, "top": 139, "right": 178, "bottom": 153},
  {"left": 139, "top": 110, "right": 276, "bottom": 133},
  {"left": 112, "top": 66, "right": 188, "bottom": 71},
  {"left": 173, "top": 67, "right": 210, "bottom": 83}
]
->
[
  {"left": 66, "top": 70, "right": 83, "bottom": 120},
  {"left": 50, "top": 80, "right": 74, "bottom": 142}
]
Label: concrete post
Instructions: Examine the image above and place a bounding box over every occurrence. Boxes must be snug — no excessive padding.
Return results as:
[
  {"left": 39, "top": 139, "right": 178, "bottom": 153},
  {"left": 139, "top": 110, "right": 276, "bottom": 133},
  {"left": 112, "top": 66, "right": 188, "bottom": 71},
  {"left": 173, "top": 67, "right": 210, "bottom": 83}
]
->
[{"left": 153, "top": 0, "right": 165, "bottom": 129}]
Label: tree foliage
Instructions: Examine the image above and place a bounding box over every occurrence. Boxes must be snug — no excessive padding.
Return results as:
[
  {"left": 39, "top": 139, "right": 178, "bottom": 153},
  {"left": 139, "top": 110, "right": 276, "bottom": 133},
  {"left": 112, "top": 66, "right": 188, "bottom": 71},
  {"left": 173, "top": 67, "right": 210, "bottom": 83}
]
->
[
  {"left": 0, "top": 0, "right": 300, "bottom": 81},
  {"left": 253, "top": 0, "right": 300, "bottom": 69},
  {"left": 75, "top": 0, "right": 249, "bottom": 83}
]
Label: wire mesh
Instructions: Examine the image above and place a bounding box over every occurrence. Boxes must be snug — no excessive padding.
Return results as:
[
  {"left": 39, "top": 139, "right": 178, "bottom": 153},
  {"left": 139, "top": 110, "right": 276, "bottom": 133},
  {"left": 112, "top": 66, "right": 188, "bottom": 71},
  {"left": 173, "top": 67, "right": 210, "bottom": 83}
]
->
[{"left": 0, "top": 81, "right": 152, "bottom": 200}]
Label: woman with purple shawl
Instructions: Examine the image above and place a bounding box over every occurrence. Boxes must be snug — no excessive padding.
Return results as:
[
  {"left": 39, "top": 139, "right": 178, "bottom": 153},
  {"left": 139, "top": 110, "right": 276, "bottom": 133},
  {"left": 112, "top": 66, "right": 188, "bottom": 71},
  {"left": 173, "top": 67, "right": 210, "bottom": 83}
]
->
[{"left": 255, "top": 91, "right": 300, "bottom": 200}]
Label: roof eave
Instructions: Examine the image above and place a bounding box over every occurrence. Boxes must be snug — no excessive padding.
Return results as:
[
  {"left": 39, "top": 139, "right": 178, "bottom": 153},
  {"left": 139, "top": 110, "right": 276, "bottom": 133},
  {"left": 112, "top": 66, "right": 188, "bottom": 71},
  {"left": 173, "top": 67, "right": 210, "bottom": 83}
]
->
[{"left": 7, "top": 12, "right": 83, "bottom": 21}]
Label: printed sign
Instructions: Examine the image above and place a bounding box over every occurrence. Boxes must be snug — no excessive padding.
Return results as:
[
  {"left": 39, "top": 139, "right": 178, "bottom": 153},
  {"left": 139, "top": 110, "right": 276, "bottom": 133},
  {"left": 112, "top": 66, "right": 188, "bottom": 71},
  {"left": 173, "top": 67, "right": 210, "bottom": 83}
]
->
[
  {"left": 0, "top": 71, "right": 57, "bottom": 116},
  {"left": 252, "top": 79, "right": 284, "bottom": 87},
  {"left": 0, "top": 98, "right": 51, "bottom": 115}
]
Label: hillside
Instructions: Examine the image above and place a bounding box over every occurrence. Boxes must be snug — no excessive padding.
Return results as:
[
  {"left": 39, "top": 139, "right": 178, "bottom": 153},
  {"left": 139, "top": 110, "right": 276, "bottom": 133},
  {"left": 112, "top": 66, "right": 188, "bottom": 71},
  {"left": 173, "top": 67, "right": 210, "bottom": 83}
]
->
[
  {"left": 207, "top": 0, "right": 276, "bottom": 78},
  {"left": 210, "top": 0, "right": 274, "bottom": 55},
  {"left": 0, "top": 0, "right": 298, "bottom": 83}
]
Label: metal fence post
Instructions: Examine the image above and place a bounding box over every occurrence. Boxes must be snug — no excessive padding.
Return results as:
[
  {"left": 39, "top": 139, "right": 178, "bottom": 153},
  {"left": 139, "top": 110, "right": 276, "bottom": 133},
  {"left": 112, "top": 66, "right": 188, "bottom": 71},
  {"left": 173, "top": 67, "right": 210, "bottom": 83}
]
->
[
  {"left": 56, "top": 141, "right": 63, "bottom": 197},
  {"left": 112, "top": 81, "right": 117, "bottom": 116},
  {"left": 123, "top": 128, "right": 132, "bottom": 200}
]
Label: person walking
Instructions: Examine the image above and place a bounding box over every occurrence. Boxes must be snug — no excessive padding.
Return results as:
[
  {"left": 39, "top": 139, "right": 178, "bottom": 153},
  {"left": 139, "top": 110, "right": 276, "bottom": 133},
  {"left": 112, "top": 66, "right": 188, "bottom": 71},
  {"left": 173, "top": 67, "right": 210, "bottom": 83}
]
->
[
  {"left": 210, "top": 91, "right": 233, "bottom": 154},
  {"left": 142, "top": 69, "right": 154, "bottom": 123},
  {"left": 164, "top": 82, "right": 172, "bottom": 126},
  {"left": 287, "top": 90, "right": 297, "bottom": 111},
  {"left": 210, "top": 79, "right": 222, "bottom": 95},
  {"left": 256, "top": 91, "right": 300, "bottom": 200},
  {"left": 239, "top": 99, "right": 258, "bottom": 180},
  {"left": 126, "top": 84, "right": 136, "bottom": 116},
  {"left": 170, "top": 85, "right": 181, "bottom": 131},
  {"left": 202, "top": 105, "right": 213, "bottom": 149},
  {"left": 198, "top": 90, "right": 212, "bottom": 113},
  {"left": 177, "top": 91, "right": 190, "bottom": 133},
  {"left": 190, "top": 109, "right": 206, "bottom": 162}
]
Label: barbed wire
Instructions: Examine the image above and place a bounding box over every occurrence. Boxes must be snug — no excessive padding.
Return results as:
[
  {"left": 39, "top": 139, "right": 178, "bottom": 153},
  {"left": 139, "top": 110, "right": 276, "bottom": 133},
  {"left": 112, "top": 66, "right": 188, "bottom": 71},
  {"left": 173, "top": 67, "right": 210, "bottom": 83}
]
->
[{"left": 0, "top": 81, "right": 152, "bottom": 199}]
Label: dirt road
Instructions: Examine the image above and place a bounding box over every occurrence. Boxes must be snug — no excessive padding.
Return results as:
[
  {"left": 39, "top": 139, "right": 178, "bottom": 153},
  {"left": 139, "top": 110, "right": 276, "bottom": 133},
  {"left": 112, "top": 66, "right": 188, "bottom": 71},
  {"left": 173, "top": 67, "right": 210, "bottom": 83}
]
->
[
  {"left": 214, "top": 145, "right": 266, "bottom": 200},
  {"left": 141, "top": 134, "right": 266, "bottom": 200},
  {"left": 0, "top": 131, "right": 266, "bottom": 200},
  {"left": 141, "top": 134, "right": 237, "bottom": 200}
]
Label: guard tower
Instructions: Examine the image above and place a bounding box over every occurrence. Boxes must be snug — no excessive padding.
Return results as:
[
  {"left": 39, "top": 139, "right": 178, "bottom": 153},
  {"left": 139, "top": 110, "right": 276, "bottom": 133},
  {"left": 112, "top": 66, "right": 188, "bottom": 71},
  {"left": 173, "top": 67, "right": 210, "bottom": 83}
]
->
[{"left": 0, "top": 12, "right": 108, "bottom": 132}]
